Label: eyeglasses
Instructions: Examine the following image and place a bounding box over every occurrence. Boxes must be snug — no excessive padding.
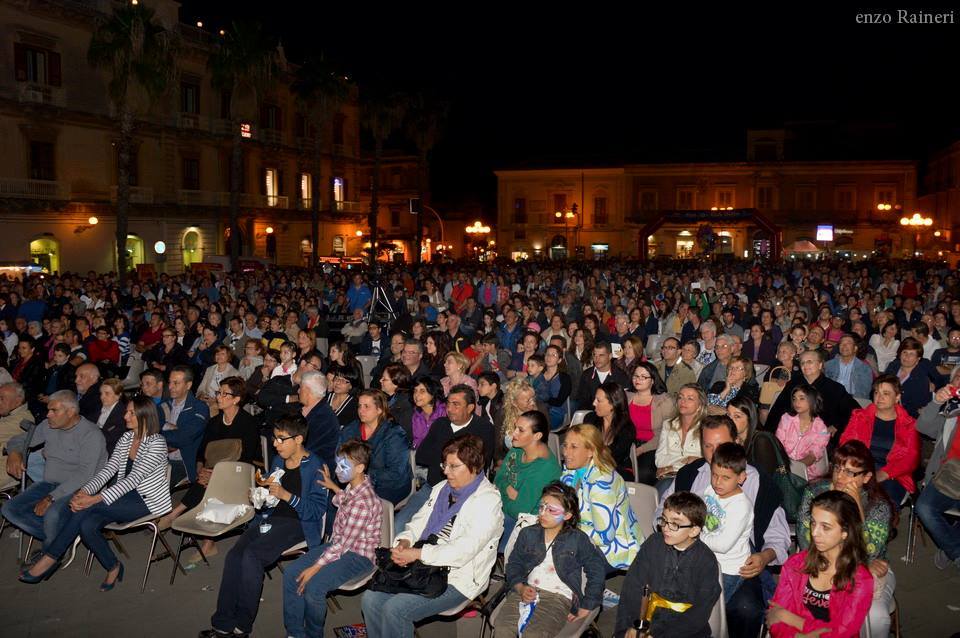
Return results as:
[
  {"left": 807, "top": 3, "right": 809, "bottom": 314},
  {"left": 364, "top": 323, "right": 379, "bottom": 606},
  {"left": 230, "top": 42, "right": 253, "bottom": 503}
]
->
[
  {"left": 273, "top": 434, "right": 297, "bottom": 443},
  {"left": 214, "top": 391, "right": 236, "bottom": 397},
  {"left": 633, "top": 374, "right": 653, "bottom": 381},
  {"left": 440, "top": 462, "right": 465, "bottom": 471},
  {"left": 832, "top": 464, "right": 867, "bottom": 478},
  {"left": 657, "top": 516, "right": 695, "bottom": 532}
]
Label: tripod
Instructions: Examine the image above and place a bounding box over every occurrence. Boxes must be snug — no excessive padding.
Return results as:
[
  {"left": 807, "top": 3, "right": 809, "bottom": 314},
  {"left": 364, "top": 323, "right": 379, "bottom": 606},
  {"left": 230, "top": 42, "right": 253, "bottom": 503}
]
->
[{"left": 367, "top": 280, "right": 397, "bottom": 328}]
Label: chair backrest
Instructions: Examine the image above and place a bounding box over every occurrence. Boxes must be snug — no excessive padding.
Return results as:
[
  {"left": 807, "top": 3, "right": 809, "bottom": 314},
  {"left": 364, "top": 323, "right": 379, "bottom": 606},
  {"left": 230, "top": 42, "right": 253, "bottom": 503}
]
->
[
  {"left": 357, "top": 355, "right": 379, "bottom": 388},
  {"left": 548, "top": 432, "right": 562, "bottom": 466},
  {"left": 753, "top": 363, "right": 769, "bottom": 379},
  {"left": 503, "top": 514, "right": 539, "bottom": 562},
  {"left": 625, "top": 481, "right": 658, "bottom": 540},
  {"left": 646, "top": 334, "right": 664, "bottom": 362},
  {"left": 380, "top": 497, "right": 395, "bottom": 546},
  {"left": 204, "top": 461, "right": 256, "bottom": 506},
  {"left": 261, "top": 435, "right": 270, "bottom": 468},
  {"left": 570, "top": 410, "right": 590, "bottom": 426},
  {"left": 629, "top": 442, "right": 639, "bottom": 481},
  {"left": 708, "top": 571, "right": 728, "bottom": 638}
]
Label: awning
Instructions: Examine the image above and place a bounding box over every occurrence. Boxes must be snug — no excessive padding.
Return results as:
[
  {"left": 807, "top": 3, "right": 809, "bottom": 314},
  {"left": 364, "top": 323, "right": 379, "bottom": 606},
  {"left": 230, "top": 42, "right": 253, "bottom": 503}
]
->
[{"left": 787, "top": 240, "right": 821, "bottom": 252}]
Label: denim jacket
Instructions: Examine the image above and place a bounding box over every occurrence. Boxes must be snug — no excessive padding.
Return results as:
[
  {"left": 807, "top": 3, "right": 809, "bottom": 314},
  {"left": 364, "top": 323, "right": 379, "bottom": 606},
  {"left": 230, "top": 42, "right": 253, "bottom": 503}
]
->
[
  {"left": 505, "top": 523, "right": 607, "bottom": 612},
  {"left": 267, "top": 452, "right": 329, "bottom": 549}
]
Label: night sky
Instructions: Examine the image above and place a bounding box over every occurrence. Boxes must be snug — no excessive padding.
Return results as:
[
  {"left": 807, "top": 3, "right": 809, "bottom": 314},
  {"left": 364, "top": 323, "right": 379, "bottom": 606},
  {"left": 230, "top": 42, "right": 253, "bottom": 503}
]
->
[{"left": 179, "top": 2, "right": 959, "bottom": 213}]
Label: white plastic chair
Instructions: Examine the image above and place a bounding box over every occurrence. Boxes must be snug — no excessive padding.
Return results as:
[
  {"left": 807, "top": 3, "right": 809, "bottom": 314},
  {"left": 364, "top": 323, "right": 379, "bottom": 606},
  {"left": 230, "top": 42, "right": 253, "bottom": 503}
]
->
[
  {"left": 625, "top": 481, "right": 658, "bottom": 541},
  {"left": 646, "top": 334, "right": 664, "bottom": 362},
  {"left": 548, "top": 432, "right": 563, "bottom": 467},
  {"left": 393, "top": 450, "right": 418, "bottom": 511},
  {"left": 855, "top": 396, "right": 871, "bottom": 408},
  {"left": 570, "top": 410, "right": 590, "bottom": 427},
  {"left": 356, "top": 355, "right": 379, "bottom": 388},
  {"left": 708, "top": 573, "right": 728, "bottom": 638}
]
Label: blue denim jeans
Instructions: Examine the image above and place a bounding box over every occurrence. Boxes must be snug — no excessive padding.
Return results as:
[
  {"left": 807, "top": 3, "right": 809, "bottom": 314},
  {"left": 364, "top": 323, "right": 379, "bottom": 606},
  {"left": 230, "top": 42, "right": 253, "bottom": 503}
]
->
[
  {"left": 45, "top": 491, "right": 150, "bottom": 570},
  {"left": 722, "top": 572, "right": 743, "bottom": 604},
  {"left": 282, "top": 545, "right": 374, "bottom": 638},
  {"left": 0, "top": 480, "right": 72, "bottom": 550},
  {"left": 361, "top": 585, "right": 467, "bottom": 638},
  {"left": 916, "top": 481, "right": 960, "bottom": 561},
  {"left": 392, "top": 482, "right": 432, "bottom": 534}
]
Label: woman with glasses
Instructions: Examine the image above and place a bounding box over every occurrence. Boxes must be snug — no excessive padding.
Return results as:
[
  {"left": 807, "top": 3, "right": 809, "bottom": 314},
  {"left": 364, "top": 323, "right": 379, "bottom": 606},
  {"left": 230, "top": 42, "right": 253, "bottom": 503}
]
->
[
  {"left": 493, "top": 481, "right": 606, "bottom": 637},
  {"left": 627, "top": 361, "right": 677, "bottom": 486},
  {"left": 157, "top": 376, "right": 259, "bottom": 556},
  {"left": 707, "top": 355, "right": 760, "bottom": 408},
  {"left": 144, "top": 328, "right": 189, "bottom": 376},
  {"left": 494, "top": 410, "right": 561, "bottom": 551},
  {"left": 325, "top": 363, "right": 359, "bottom": 428},
  {"left": 362, "top": 434, "right": 503, "bottom": 638},
  {"left": 794, "top": 442, "right": 894, "bottom": 638},
  {"left": 840, "top": 375, "right": 920, "bottom": 507}
]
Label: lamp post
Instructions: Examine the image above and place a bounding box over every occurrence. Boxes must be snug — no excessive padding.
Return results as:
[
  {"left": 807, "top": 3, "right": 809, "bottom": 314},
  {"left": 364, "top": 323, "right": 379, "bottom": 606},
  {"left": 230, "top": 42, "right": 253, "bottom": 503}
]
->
[
  {"left": 554, "top": 204, "right": 577, "bottom": 258},
  {"left": 465, "top": 220, "right": 491, "bottom": 261},
  {"left": 900, "top": 212, "right": 933, "bottom": 256}
]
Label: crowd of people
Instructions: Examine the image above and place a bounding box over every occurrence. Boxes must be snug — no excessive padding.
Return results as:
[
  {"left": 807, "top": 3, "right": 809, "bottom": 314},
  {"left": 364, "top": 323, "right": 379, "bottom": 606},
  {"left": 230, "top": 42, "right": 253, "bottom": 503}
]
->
[{"left": 1, "top": 255, "right": 959, "bottom": 637}]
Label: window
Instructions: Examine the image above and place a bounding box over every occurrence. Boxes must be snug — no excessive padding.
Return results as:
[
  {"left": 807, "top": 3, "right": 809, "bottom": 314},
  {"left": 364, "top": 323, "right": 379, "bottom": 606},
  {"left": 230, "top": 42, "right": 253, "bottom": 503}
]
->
[
  {"left": 676, "top": 187, "right": 696, "bottom": 210},
  {"left": 514, "top": 229, "right": 526, "bottom": 240},
  {"left": 796, "top": 186, "right": 816, "bottom": 210},
  {"left": 594, "top": 197, "right": 608, "bottom": 225},
  {"left": 30, "top": 141, "right": 55, "bottom": 181},
  {"left": 875, "top": 186, "right": 896, "bottom": 208},
  {"left": 333, "top": 235, "right": 345, "bottom": 256},
  {"left": 756, "top": 185, "right": 775, "bottom": 210},
  {"left": 30, "top": 235, "right": 59, "bottom": 273},
  {"left": 182, "top": 229, "right": 203, "bottom": 268},
  {"left": 390, "top": 207, "right": 401, "bottom": 228},
  {"left": 513, "top": 198, "right": 527, "bottom": 224},
  {"left": 639, "top": 190, "right": 658, "bottom": 211},
  {"left": 553, "top": 193, "right": 567, "bottom": 216},
  {"left": 715, "top": 188, "right": 735, "bottom": 208},
  {"left": 14, "top": 43, "right": 61, "bottom": 86},
  {"left": 753, "top": 142, "right": 779, "bottom": 162},
  {"left": 260, "top": 103, "right": 282, "bottom": 130},
  {"left": 180, "top": 82, "right": 200, "bottom": 114},
  {"left": 391, "top": 167, "right": 402, "bottom": 189},
  {"left": 835, "top": 186, "right": 857, "bottom": 211},
  {"left": 294, "top": 114, "right": 308, "bottom": 139},
  {"left": 264, "top": 168, "right": 278, "bottom": 206},
  {"left": 300, "top": 173, "right": 312, "bottom": 207},
  {"left": 182, "top": 157, "right": 200, "bottom": 190},
  {"left": 333, "top": 177, "right": 344, "bottom": 202}
]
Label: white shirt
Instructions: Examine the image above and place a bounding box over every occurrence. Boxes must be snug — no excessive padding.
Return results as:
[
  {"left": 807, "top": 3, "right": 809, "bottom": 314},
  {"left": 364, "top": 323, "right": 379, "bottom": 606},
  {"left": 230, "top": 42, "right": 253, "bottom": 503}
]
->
[
  {"left": 164, "top": 398, "right": 186, "bottom": 461},
  {"left": 700, "top": 485, "right": 754, "bottom": 576},
  {"left": 526, "top": 541, "right": 574, "bottom": 601}
]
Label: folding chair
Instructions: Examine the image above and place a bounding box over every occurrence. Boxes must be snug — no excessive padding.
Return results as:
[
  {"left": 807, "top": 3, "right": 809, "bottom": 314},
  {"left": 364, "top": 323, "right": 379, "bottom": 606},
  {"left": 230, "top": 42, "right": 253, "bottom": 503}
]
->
[
  {"left": 260, "top": 434, "right": 271, "bottom": 469},
  {"left": 645, "top": 334, "right": 664, "bottom": 362},
  {"left": 0, "top": 474, "right": 18, "bottom": 538},
  {"left": 83, "top": 465, "right": 184, "bottom": 592},
  {"left": 708, "top": 573, "right": 727, "bottom": 638},
  {"left": 329, "top": 497, "right": 394, "bottom": 612},
  {"left": 169, "top": 461, "right": 255, "bottom": 584},
  {"left": 548, "top": 432, "right": 563, "bottom": 467},
  {"left": 356, "top": 355, "right": 379, "bottom": 389},
  {"left": 855, "top": 396, "right": 871, "bottom": 409},
  {"left": 570, "top": 410, "right": 590, "bottom": 427},
  {"left": 625, "top": 481, "right": 659, "bottom": 540},
  {"left": 630, "top": 442, "right": 639, "bottom": 481}
]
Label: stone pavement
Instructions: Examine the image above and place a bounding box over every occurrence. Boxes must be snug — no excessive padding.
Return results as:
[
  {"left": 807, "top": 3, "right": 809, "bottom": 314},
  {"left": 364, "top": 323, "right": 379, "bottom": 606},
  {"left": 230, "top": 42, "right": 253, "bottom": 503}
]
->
[{"left": 0, "top": 511, "right": 958, "bottom": 637}]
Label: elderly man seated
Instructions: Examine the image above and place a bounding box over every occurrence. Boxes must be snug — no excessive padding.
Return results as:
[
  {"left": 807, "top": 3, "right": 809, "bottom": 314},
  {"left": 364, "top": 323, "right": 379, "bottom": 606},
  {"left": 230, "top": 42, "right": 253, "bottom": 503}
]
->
[
  {"left": 1, "top": 390, "right": 106, "bottom": 558},
  {"left": 0, "top": 382, "right": 34, "bottom": 454}
]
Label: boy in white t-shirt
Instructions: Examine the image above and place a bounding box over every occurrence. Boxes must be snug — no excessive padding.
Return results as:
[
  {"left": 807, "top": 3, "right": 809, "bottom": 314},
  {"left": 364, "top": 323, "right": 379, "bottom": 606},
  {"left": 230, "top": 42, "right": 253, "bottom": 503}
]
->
[{"left": 701, "top": 442, "right": 754, "bottom": 603}]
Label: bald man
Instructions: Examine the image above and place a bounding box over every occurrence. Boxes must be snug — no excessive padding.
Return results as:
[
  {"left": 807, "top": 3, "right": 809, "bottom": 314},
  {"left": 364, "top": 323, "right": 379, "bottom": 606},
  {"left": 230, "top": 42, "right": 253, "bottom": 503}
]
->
[{"left": 74, "top": 363, "right": 103, "bottom": 423}]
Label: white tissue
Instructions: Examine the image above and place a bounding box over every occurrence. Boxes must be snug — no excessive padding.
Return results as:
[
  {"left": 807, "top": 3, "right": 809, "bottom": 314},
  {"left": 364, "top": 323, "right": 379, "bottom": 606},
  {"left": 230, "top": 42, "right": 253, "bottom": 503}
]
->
[
  {"left": 250, "top": 468, "right": 286, "bottom": 509},
  {"left": 196, "top": 497, "right": 249, "bottom": 524}
]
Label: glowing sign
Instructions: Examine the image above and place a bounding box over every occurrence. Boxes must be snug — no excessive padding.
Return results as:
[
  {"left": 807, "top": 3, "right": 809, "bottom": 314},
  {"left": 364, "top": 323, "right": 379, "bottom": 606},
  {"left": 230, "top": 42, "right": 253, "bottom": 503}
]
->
[
  {"left": 816, "top": 225, "right": 834, "bottom": 241},
  {"left": 240, "top": 123, "right": 252, "bottom": 138}
]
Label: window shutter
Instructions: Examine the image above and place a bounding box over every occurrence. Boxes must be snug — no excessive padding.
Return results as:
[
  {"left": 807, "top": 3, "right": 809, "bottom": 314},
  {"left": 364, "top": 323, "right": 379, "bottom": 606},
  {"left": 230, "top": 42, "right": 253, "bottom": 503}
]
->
[
  {"left": 343, "top": 179, "right": 348, "bottom": 200},
  {"left": 260, "top": 167, "right": 267, "bottom": 195},
  {"left": 14, "top": 43, "right": 27, "bottom": 81},
  {"left": 48, "top": 51, "right": 61, "bottom": 86},
  {"left": 278, "top": 168, "right": 285, "bottom": 196}
]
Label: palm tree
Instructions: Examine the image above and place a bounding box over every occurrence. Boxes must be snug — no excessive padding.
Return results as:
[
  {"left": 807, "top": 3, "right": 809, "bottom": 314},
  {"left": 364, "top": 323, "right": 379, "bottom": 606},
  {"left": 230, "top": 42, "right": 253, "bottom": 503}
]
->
[
  {"left": 88, "top": 3, "right": 177, "bottom": 285},
  {"left": 209, "top": 21, "right": 280, "bottom": 271},
  {"left": 404, "top": 92, "right": 449, "bottom": 265},
  {"left": 361, "top": 83, "right": 406, "bottom": 267},
  {"left": 292, "top": 55, "right": 350, "bottom": 269}
]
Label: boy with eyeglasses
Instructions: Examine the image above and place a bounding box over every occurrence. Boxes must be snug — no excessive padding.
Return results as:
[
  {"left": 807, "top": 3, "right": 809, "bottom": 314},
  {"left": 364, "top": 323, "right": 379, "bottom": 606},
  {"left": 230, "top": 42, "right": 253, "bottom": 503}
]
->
[{"left": 614, "top": 491, "right": 720, "bottom": 638}]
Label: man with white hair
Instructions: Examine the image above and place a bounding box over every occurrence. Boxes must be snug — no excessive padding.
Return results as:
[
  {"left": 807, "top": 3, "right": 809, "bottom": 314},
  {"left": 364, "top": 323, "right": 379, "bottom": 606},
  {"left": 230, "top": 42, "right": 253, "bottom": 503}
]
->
[
  {"left": 74, "top": 362, "right": 102, "bottom": 423},
  {"left": 298, "top": 371, "right": 338, "bottom": 472},
  {"left": 0, "top": 382, "right": 34, "bottom": 452},
  {"left": 1, "top": 390, "right": 106, "bottom": 554},
  {"left": 698, "top": 333, "right": 736, "bottom": 390}
]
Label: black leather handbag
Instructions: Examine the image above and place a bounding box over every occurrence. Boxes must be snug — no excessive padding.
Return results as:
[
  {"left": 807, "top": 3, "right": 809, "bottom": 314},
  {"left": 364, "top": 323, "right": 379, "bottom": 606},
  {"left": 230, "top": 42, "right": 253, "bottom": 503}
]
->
[{"left": 368, "top": 535, "right": 450, "bottom": 598}]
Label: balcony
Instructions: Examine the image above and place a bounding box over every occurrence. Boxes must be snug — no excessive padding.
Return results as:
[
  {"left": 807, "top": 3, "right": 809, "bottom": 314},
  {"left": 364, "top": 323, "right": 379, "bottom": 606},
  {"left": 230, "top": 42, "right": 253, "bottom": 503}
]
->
[
  {"left": 334, "top": 200, "right": 362, "bottom": 213},
  {"left": 110, "top": 186, "right": 154, "bottom": 204},
  {"left": 298, "top": 198, "right": 313, "bottom": 210},
  {"left": 0, "top": 177, "right": 69, "bottom": 200},
  {"left": 177, "top": 190, "right": 288, "bottom": 208},
  {"left": 17, "top": 83, "right": 63, "bottom": 107}
]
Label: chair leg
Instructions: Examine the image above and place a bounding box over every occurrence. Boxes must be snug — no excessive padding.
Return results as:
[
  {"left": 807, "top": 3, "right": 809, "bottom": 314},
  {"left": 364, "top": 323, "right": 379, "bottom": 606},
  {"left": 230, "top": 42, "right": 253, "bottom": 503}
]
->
[
  {"left": 84, "top": 548, "right": 95, "bottom": 575},
  {"left": 194, "top": 538, "right": 210, "bottom": 566},
  {"left": 892, "top": 596, "right": 901, "bottom": 638},
  {"left": 140, "top": 523, "right": 160, "bottom": 594},
  {"left": 62, "top": 536, "right": 82, "bottom": 570},
  {"left": 157, "top": 531, "right": 187, "bottom": 579},
  {"left": 171, "top": 534, "right": 187, "bottom": 585},
  {"left": 22, "top": 536, "right": 34, "bottom": 564}
]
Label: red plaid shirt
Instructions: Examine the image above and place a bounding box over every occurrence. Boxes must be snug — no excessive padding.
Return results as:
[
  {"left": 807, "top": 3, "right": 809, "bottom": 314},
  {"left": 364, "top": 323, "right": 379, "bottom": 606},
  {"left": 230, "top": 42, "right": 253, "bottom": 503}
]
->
[{"left": 315, "top": 476, "right": 382, "bottom": 568}]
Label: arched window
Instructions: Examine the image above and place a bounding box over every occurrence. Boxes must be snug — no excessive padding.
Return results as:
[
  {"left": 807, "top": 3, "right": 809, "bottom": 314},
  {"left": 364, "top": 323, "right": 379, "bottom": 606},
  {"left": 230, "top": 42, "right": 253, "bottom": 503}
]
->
[
  {"left": 124, "top": 234, "right": 144, "bottom": 271},
  {"left": 183, "top": 228, "right": 203, "bottom": 268},
  {"left": 30, "top": 235, "right": 59, "bottom": 273}
]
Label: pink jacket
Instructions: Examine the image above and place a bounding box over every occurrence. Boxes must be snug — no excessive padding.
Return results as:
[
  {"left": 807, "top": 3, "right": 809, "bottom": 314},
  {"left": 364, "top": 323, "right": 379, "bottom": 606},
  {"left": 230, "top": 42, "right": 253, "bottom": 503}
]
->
[
  {"left": 770, "top": 552, "right": 874, "bottom": 638},
  {"left": 775, "top": 413, "right": 831, "bottom": 480}
]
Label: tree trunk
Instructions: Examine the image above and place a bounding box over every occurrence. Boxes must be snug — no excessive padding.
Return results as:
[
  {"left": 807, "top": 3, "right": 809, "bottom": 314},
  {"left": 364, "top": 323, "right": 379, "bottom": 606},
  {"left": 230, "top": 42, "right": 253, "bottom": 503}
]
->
[
  {"left": 229, "top": 119, "right": 242, "bottom": 271},
  {"left": 415, "top": 148, "right": 428, "bottom": 266},
  {"left": 369, "top": 139, "right": 381, "bottom": 268},
  {"left": 116, "top": 103, "right": 133, "bottom": 287},
  {"left": 311, "top": 119, "right": 321, "bottom": 270}
]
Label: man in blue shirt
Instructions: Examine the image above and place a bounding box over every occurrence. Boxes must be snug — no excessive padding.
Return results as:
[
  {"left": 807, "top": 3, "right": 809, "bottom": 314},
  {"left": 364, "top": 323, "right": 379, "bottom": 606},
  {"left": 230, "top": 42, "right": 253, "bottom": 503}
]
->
[{"left": 346, "top": 274, "right": 372, "bottom": 314}]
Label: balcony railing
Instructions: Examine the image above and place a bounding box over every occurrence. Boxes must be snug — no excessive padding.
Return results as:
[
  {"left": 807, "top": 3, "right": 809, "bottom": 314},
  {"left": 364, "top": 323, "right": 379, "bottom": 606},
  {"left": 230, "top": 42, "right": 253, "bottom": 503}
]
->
[
  {"left": 178, "top": 190, "right": 288, "bottom": 208},
  {"left": 334, "top": 200, "right": 362, "bottom": 213},
  {"left": 17, "top": 83, "right": 63, "bottom": 107},
  {"left": 0, "top": 177, "right": 69, "bottom": 200},
  {"left": 298, "top": 198, "right": 313, "bottom": 210},
  {"left": 110, "top": 186, "right": 154, "bottom": 204}
]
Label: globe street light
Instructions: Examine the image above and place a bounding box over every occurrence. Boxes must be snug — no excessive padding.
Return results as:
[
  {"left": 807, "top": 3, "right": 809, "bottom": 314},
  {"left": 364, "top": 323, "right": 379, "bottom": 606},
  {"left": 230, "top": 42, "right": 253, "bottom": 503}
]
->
[
  {"left": 465, "top": 221, "right": 491, "bottom": 260},
  {"left": 900, "top": 212, "right": 933, "bottom": 256}
]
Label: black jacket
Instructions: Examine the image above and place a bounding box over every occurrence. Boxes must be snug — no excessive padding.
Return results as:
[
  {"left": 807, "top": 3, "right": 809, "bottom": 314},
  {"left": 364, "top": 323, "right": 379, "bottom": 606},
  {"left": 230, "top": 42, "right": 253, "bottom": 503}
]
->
[
  {"left": 77, "top": 381, "right": 103, "bottom": 423},
  {"left": 416, "top": 414, "right": 495, "bottom": 486},
  {"left": 614, "top": 533, "right": 720, "bottom": 638},
  {"left": 100, "top": 400, "right": 127, "bottom": 455},
  {"left": 575, "top": 366, "right": 631, "bottom": 408},
  {"left": 387, "top": 390, "right": 414, "bottom": 445},
  {"left": 763, "top": 372, "right": 858, "bottom": 435}
]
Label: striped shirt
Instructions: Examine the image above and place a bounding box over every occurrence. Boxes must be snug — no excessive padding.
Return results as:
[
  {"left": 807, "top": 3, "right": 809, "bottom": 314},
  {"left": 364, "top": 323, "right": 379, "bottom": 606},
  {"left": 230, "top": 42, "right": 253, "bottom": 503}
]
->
[
  {"left": 82, "top": 432, "right": 173, "bottom": 515},
  {"left": 315, "top": 476, "right": 382, "bottom": 568}
]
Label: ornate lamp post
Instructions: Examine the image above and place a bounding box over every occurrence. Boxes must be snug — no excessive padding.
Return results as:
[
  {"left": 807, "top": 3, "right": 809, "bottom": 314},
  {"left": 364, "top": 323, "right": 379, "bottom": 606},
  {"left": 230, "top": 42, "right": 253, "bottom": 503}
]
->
[
  {"left": 465, "top": 221, "right": 491, "bottom": 260},
  {"left": 900, "top": 212, "right": 933, "bottom": 256}
]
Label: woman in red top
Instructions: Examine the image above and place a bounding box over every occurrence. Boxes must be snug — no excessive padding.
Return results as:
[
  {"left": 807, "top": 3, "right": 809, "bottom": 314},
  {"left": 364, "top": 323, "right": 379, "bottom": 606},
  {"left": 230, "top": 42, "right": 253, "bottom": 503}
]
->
[
  {"left": 626, "top": 361, "right": 676, "bottom": 486},
  {"left": 767, "top": 490, "right": 873, "bottom": 638},
  {"left": 840, "top": 375, "right": 920, "bottom": 507},
  {"left": 87, "top": 325, "right": 121, "bottom": 367}
]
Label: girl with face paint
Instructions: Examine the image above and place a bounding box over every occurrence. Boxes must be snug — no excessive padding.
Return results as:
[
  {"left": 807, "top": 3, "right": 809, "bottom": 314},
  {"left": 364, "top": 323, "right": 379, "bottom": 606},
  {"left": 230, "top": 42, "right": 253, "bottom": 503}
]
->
[{"left": 492, "top": 481, "right": 608, "bottom": 637}]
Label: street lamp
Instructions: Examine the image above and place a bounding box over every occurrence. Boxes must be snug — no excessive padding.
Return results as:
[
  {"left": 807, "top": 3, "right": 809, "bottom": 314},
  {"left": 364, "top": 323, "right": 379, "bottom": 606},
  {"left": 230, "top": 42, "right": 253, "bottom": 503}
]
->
[
  {"left": 465, "top": 221, "right": 491, "bottom": 260},
  {"left": 554, "top": 204, "right": 578, "bottom": 257},
  {"left": 900, "top": 212, "right": 933, "bottom": 256}
]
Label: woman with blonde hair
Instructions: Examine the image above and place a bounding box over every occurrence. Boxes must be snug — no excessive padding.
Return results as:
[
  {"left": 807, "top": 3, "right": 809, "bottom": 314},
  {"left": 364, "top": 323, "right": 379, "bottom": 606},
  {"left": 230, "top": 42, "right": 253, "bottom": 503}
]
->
[
  {"left": 498, "top": 379, "right": 545, "bottom": 464},
  {"left": 559, "top": 423, "right": 642, "bottom": 570},
  {"left": 440, "top": 351, "right": 477, "bottom": 397},
  {"left": 654, "top": 382, "right": 706, "bottom": 495}
]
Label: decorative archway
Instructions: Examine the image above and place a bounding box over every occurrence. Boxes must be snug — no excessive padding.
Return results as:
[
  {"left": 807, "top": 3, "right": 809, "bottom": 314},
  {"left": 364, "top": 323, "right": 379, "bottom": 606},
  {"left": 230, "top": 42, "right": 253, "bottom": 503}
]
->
[
  {"left": 183, "top": 228, "right": 204, "bottom": 268},
  {"left": 30, "top": 235, "right": 59, "bottom": 273},
  {"left": 638, "top": 208, "right": 781, "bottom": 262}
]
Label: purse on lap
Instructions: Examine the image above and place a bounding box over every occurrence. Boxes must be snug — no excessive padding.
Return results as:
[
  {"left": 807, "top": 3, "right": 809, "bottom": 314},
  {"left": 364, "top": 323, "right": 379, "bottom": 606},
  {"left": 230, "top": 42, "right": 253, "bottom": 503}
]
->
[{"left": 368, "top": 534, "right": 450, "bottom": 598}]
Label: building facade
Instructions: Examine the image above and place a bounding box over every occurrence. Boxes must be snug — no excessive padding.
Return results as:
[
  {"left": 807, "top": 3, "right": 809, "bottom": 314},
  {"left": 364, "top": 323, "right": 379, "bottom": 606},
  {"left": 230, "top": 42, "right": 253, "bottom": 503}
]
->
[
  {"left": 0, "top": 0, "right": 426, "bottom": 275},
  {"left": 497, "top": 138, "right": 920, "bottom": 261}
]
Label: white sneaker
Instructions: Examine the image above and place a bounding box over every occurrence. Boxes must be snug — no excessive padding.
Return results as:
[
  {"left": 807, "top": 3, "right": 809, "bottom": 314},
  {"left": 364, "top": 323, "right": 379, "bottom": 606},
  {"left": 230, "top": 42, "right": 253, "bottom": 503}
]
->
[{"left": 934, "top": 549, "right": 952, "bottom": 570}]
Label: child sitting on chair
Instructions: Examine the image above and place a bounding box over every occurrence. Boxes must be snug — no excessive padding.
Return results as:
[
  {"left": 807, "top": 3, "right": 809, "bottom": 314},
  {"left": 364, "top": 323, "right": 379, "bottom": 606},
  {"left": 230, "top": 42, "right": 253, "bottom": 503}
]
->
[
  {"left": 198, "top": 414, "right": 327, "bottom": 638},
  {"left": 614, "top": 491, "right": 721, "bottom": 638},
  {"left": 494, "top": 481, "right": 608, "bottom": 638},
  {"left": 282, "top": 438, "right": 382, "bottom": 638}
]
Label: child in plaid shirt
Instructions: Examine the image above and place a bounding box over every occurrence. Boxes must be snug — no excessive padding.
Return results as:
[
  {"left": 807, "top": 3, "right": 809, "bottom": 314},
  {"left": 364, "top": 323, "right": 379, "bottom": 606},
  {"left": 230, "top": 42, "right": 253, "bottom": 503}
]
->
[{"left": 282, "top": 439, "right": 383, "bottom": 638}]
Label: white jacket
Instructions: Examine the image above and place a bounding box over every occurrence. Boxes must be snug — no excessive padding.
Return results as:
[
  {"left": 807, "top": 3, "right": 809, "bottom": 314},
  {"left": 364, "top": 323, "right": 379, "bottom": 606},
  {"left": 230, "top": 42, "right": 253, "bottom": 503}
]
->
[{"left": 395, "top": 477, "right": 503, "bottom": 600}]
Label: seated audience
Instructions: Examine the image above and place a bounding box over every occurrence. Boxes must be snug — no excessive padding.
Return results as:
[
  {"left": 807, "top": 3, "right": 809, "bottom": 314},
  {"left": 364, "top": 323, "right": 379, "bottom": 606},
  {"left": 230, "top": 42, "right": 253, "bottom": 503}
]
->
[
  {"left": 410, "top": 375, "right": 446, "bottom": 449},
  {"left": 883, "top": 337, "right": 936, "bottom": 418},
  {"left": 583, "top": 381, "right": 636, "bottom": 478},
  {"left": 160, "top": 365, "right": 210, "bottom": 486},
  {"left": 96, "top": 378, "right": 128, "bottom": 455},
  {"left": 326, "top": 364, "right": 359, "bottom": 428},
  {"left": 626, "top": 362, "right": 677, "bottom": 485},
  {"left": 776, "top": 384, "right": 831, "bottom": 481},
  {"left": 655, "top": 383, "right": 706, "bottom": 494},
  {"left": 378, "top": 363, "right": 414, "bottom": 444}
]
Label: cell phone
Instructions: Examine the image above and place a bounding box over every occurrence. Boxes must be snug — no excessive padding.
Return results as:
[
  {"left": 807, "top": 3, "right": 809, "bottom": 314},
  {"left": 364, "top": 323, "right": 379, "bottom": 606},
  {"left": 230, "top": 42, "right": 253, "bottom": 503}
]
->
[{"left": 691, "top": 283, "right": 702, "bottom": 290}]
